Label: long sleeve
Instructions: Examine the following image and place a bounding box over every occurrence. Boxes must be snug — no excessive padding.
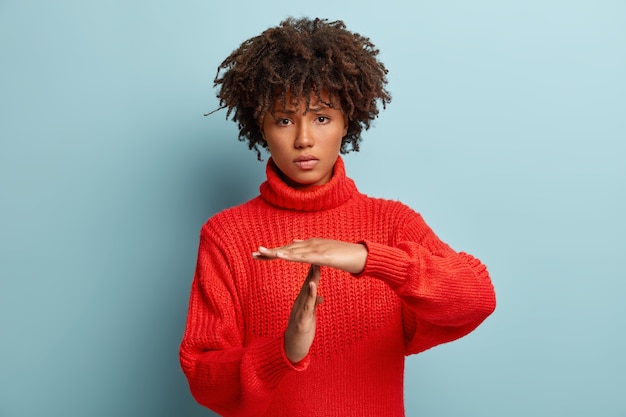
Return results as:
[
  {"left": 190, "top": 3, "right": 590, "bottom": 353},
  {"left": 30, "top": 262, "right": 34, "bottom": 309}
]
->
[
  {"left": 179, "top": 224, "right": 306, "bottom": 417},
  {"left": 180, "top": 158, "right": 496, "bottom": 416},
  {"left": 356, "top": 208, "right": 496, "bottom": 355}
]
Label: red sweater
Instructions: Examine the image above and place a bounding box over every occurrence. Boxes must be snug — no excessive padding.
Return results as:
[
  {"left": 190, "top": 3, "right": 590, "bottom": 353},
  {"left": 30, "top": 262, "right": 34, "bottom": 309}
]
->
[{"left": 180, "top": 157, "right": 496, "bottom": 417}]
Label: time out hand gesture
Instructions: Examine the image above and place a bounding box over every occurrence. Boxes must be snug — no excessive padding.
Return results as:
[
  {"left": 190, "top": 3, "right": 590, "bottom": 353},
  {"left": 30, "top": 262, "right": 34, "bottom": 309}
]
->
[
  {"left": 252, "top": 238, "right": 367, "bottom": 363},
  {"left": 252, "top": 238, "right": 367, "bottom": 274},
  {"left": 283, "top": 264, "right": 323, "bottom": 364}
]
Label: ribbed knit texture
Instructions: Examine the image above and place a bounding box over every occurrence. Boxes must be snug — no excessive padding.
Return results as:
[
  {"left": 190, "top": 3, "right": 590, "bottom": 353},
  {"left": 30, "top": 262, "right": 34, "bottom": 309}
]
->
[{"left": 180, "top": 157, "right": 496, "bottom": 417}]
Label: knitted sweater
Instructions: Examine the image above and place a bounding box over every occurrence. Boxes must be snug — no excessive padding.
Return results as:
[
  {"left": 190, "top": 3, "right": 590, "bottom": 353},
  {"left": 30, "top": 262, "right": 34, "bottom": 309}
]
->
[{"left": 179, "top": 157, "right": 496, "bottom": 417}]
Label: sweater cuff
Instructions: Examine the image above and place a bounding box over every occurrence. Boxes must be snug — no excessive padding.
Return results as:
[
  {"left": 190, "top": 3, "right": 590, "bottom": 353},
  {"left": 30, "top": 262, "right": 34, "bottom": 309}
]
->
[
  {"left": 244, "top": 335, "right": 310, "bottom": 389},
  {"left": 354, "top": 239, "right": 412, "bottom": 288}
]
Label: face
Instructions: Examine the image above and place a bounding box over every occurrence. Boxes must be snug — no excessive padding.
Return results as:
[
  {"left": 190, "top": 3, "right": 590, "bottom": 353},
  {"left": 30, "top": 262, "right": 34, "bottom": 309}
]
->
[{"left": 261, "top": 91, "right": 348, "bottom": 189}]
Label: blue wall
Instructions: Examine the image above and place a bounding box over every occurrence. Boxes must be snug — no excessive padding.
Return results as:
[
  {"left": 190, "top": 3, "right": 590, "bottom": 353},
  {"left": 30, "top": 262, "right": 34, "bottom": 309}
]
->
[{"left": 1, "top": 1, "right": 624, "bottom": 416}]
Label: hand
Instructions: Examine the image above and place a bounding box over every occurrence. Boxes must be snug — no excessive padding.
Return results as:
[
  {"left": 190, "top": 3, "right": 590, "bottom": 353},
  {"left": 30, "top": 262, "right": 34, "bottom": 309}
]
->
[
  {"left": 284, "top": 265, "right": 324, "bottom": 364},
  {"left": 252, "top": 238, "right": 367, "bottom": 274}
]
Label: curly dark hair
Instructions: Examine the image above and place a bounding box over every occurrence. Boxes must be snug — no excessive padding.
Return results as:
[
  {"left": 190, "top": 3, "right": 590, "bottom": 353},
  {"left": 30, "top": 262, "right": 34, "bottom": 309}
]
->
[{"left": 210, "top": 17, "right": 391, "bottom": 159}]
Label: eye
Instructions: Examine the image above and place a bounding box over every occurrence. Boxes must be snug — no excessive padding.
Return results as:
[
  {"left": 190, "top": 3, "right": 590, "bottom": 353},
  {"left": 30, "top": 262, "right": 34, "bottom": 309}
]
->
[
  {"left": 316, "top": 116, "right": 329, "bottom": 124},
  {"left": 277, "top": 118, "right": 292, "bottom": 126}
]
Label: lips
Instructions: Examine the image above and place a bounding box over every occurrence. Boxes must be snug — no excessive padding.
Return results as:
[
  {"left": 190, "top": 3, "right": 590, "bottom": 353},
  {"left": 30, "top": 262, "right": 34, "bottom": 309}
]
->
[{"left": 294, "top": 155, "right": 319, "bottom": 170}]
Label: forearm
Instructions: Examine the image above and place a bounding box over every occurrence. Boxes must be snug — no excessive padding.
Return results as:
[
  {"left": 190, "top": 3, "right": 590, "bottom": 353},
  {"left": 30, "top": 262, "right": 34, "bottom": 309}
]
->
[
  {"left": 182, "top": 227, "right": 307, "bottom": 415},
  {"left": 356, "top": 239, "right": 496, "bottom": 327}
]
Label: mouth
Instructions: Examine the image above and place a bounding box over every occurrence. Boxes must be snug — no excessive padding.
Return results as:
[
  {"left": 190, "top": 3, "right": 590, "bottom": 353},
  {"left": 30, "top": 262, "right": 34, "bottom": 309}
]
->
[{"left": 294, "top": 155, "right": 319, "bottom": 170}]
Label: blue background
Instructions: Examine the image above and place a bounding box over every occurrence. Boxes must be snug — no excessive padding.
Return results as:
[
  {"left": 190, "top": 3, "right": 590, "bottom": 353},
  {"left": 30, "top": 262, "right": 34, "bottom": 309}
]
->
[{"left": 1, "top": 1, "right": 625, "bottom": 416}]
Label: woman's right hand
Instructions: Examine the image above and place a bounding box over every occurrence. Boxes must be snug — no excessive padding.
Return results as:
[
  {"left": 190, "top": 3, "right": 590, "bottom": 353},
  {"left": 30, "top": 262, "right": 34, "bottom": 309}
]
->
[{"left": 283, "top": 265, "right": 324, "bottom": 364}]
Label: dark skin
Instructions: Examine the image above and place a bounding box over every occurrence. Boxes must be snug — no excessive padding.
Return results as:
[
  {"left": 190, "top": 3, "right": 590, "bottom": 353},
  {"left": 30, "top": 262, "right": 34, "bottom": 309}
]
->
[
  {"left": 253, "top": 239, "right": 367, "bottom": 363},
  {"left": 251, "top": 92, "right": 369, "bottom": 364},
  {"left": 212, "top": 17, "right": 391, "bottom": 160}
]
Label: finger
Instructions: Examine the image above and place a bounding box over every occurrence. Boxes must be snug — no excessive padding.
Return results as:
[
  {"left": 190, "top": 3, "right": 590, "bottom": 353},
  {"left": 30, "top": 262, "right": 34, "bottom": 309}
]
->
[
  {"left": 309, "top": 267, "right": 322, "bottom": 305},
  {"left": 251, "top": 251, "right": 275, "bottom": 260},
  {"left": 298, "top": 266, "right": 320, "bottom": 308},
  {"left": 304, "top": 280, "right": 319, "bottom": 311},
  {"left": 306, "top": 264, "right": 320, "bottom": 282},
  {"left": 254, "top": 244, "right": 296, "bottom": 260},
  {"left": 258, "top": 241, "right": 310, "bottom": 258},
  {"left": 255, "top": 246, "right": 279, "bottom": 259},
  {"left": 293, "top": 265, "right": 320, "bottom": 300}
]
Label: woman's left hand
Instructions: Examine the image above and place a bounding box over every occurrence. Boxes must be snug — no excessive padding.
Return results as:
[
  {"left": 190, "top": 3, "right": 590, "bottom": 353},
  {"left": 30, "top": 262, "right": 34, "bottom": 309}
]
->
[{"left": 252, "top": 238, "right": 367, "bottom": 274}]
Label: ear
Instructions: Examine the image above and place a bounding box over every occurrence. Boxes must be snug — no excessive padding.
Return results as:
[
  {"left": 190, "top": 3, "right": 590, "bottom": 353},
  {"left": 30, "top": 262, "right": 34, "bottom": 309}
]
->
[{"left": 342, "top": 114, "right": 349, "bottom": 137}]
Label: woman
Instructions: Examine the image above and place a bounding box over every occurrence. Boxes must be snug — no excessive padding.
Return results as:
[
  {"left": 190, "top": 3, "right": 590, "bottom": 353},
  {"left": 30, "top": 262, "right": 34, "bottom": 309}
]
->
[{"left": 180, "top": 17, "right": 496, "bottom": 417}]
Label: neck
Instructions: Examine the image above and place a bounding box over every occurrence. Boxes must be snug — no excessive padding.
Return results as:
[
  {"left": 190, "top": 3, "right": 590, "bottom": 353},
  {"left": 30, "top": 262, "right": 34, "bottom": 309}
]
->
[{"left": 259, "top": 156, "right": 358, "bottom": 211}]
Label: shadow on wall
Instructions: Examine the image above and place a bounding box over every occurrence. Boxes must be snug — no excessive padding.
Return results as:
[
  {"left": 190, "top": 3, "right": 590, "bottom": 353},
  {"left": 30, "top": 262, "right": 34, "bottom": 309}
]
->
[
  {"left": 159, "top": 130, "right": 264, "bottom": 417},
  {"left": 189, "top": 130, "right": 266, "bottom": 217}
]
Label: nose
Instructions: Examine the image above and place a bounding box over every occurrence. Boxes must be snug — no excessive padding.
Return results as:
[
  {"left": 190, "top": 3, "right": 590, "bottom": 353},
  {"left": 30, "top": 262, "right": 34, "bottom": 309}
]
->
[{"left": 294, "top": 121, "right": 314, "bottom": 149}]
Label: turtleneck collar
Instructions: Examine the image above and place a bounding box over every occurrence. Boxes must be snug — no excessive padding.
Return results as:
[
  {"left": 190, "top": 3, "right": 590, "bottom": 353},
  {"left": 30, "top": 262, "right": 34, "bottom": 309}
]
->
[{"left": 259, "top": 156, "right": 358, "bottom": 211}]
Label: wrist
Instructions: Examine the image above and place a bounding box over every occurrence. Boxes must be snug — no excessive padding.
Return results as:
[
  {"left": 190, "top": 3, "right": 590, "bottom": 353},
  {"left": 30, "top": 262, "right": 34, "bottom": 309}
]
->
[{"left": 347, "top": 242, "right": 368, "bottom": 274}]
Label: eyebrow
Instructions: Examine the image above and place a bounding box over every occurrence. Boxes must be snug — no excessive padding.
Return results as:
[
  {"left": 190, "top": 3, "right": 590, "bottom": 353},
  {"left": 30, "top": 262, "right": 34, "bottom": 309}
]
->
[{"left": 274, "top": 105, "right": 330, "bottom": 114}]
